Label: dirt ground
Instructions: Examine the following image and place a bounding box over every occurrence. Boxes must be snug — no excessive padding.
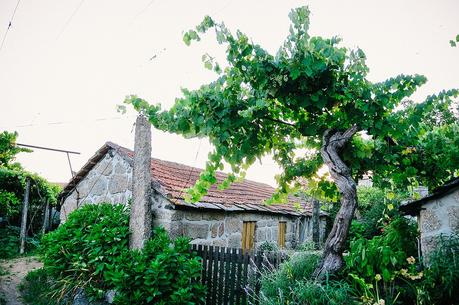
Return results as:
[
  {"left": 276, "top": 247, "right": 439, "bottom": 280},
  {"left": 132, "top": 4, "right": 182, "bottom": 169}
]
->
[{"left": 0, "top": 257, "right": 42, "bottom": 305}]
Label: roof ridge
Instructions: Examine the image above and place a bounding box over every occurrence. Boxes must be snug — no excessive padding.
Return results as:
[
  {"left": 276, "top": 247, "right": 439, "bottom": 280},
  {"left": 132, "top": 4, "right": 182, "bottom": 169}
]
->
[{"left": 107, "top": 141, "right": 277, "bottom": 191}]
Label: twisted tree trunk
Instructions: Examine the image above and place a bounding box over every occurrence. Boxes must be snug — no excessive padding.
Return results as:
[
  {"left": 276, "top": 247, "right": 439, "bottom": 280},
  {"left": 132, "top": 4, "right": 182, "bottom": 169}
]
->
[{"left": 313, "top": 125, "right": 358, "bottom": 279}]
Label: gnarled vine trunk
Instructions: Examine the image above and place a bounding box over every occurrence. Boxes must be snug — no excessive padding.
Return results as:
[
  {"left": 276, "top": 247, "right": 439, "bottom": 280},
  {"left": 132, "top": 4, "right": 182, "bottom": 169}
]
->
[{"left": 313, "top": 126, "right": 358, "bottom": 279}]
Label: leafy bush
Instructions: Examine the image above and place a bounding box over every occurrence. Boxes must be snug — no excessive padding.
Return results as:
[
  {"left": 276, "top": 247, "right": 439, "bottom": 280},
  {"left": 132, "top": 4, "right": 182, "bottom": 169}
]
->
[
  {"left": 421, "top": 234, "right": 459, "bottom": 305},
  {"left": 258, "top": 241, "right": 279, "bottom": 252},
  {"left": 296, "top": 240, "right": 317, "bottom": 251},
  {"left": 106, "top": 227, "right": 205, "bottom": 305},
  {"left": 257, "top": 251, "right": 356, "bottom": 305},
  {"left": 39, "top": 203, "right": 205, "bottom": 304},
  {"left": 40, "top": 203, "right": 131, "bottom": 300},
  {"left": 346, "top": 217, "right": 418, "bottom": 281},
  {"left": 344, "top": 217, "right": 421, "bottom": 304},
  {"left": 352, "top": 186, "right": 408, "bottom": 239},
  {"left": 0, "top": 226, "right": 39, "bottom": 259}
]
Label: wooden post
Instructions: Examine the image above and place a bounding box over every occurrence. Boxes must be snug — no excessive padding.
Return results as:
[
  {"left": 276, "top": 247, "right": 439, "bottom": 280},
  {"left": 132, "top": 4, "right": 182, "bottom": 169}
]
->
[
  {"left": 129, "top": 114, "right": 152, "bottom": 250},
  {"left": 312, "top": 199, "right": 320, "bottom": 249},
  {"left": 41, "top": 199, "right": 50, "bottom": 235},
  {"left": 19, "top": 178, "right": 31, "bottom": 255}
]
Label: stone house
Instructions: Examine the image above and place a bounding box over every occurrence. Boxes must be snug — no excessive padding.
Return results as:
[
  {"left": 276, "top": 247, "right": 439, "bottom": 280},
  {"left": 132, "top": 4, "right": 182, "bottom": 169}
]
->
[
  {"left": 400, "top": 177, "right": 459, "bottom": 260},
  {"left": 59, "top": 142, "right": 327, "bottom": 250}
]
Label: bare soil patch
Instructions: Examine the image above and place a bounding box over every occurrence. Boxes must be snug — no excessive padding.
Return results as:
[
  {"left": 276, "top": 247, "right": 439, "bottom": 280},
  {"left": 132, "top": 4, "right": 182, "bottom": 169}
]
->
[{"left": 0, "top": 257, "right": 42, "bottom": 305}]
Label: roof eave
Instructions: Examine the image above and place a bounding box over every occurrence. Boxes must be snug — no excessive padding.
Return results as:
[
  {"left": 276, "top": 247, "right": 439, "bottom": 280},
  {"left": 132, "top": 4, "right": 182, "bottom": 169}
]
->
[{"left": 400, "top": 178, "right": 459, "bottom": 216}]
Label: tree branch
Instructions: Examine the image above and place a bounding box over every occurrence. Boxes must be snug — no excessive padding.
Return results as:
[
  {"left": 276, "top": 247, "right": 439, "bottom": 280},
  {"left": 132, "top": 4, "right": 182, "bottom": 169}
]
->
[{"left": 262, "top": 116, "right": 296, "bottom": 127}]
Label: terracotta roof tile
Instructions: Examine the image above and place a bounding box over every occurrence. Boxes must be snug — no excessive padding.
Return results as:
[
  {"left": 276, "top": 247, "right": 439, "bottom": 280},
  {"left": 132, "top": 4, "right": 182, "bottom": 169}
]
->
[
  {"left": 112, "top": 143, "right": 317, "bottom": 216},
  {"left": 61, "top": 142, "right": 324, "bottom": 217}
]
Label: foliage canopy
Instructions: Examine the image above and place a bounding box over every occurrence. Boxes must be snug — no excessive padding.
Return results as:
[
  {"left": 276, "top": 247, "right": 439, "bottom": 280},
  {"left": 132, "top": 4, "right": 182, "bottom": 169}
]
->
[
  {"left": 0, "top": 131, "right": 30, "bottom": 169},
  {"left": 123, "top": 7, "right": 458, "bottom": 202}
]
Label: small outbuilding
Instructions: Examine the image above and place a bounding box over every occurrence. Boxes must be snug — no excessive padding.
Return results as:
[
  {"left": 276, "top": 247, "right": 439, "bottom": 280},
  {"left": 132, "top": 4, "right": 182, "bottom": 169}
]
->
[
  {"left": 400, "top": 177, "right": 459, "bottom": 259},
  {"left": 59, "top": 142, "right": 327, "bottom": 250}
]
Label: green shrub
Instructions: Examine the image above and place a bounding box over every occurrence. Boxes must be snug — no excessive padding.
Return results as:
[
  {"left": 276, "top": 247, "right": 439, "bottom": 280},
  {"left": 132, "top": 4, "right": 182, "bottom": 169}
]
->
[
  {"left": 296, "top": 240, "right": 317, "bottom": 251},
  {"left": 344, "top": 217, "right": 421, "bottom": 305},
  {"left": 40, "top": 203, "right": 130, "bottom": 301},
  {"left": 353, "top": 186, "right": 408, "bottom": 239},
  {"left": 421, "top": 234, "right": 459, "bottom": 305},
  {"left": 345, "top": 217, "right": 418, "bottom": 281},
  {"left": 258, "top": 241, "right": 279, "bottom": 252},
  {"left": 257, "top": 251, "right": 355, "bottom": 305},
  {"left": 39, "top": 203, "right": 205, "bottom": 304},
  {"left": 106, "top": 227, "right": 206, "bottom": 305},
  {"left": 0, "top": 226, "right": 39, "bottom": 259}
]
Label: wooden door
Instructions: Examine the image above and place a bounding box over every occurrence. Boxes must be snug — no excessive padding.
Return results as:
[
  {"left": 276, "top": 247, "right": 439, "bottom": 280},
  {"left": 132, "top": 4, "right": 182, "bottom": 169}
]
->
[{"left": 242, "top": 221, "right": 256, "bottom": 251}]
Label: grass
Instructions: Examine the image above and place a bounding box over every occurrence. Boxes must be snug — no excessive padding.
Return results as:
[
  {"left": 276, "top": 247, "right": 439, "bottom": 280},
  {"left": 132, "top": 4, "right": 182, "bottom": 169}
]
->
[
  {"left": 0, "top": 265, "right": 7, "bottom": 305},
  {"left": 19, "top": 268, "right": 58, "bottom": 305},
  {"left": 0, "top": 265, "right": 8, "bottom": 276}
]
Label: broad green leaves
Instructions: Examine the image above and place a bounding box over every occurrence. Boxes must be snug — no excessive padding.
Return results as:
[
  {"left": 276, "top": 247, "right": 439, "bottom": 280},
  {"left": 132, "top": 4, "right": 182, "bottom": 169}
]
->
[
  {"left": 450, "top": 34, "right": 459, "bottom": 47},
  {"left": 124, "top": 6, "right": 458, "bottom": 202},
  {"left": 0, "top": 131, "right": 31, "bottom": 169}
]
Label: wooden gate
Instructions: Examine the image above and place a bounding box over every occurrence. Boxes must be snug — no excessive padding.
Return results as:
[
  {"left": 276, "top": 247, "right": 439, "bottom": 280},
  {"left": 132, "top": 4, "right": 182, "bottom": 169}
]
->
[{"left": 191, "top": 245, "right": 287, "bottom": 305}]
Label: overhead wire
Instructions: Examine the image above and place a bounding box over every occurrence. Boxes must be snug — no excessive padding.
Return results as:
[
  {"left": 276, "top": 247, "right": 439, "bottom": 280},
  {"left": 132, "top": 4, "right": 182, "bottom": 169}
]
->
[
  {"left": 56, "top": 0, "right": 86, "bottom": 40},
  {"left": 0, "top": 115, "right": 136, "bottom": 129},
  {"left": 0, "top": 0, "right": 22, "bottom": 53},
  {"left": 177, "top": 138, "right": 202, "bottom": 200}
]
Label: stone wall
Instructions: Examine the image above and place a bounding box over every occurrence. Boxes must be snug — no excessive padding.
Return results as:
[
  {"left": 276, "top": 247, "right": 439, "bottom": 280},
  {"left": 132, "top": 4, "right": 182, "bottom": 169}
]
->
[
  {"left": 60, "top": 149, "right": 328, "bottom": 250},
  {"left": 168, "top": 209, "right": 327, "bottom": 250},
  {"left": 60, "top": 150, "right": 133, "bottom": 222},
  {"left": 419, "top": 187, "right": 459, "bottom": 261}
]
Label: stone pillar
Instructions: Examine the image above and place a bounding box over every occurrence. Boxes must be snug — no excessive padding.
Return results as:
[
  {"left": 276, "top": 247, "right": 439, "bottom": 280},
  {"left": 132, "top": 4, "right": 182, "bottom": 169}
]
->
[
  {"left": 129, "top": 114, "right": 152, "bottom": 250},
  {"left": 19, "top": 178, "right": 31, "bottom": 255}
]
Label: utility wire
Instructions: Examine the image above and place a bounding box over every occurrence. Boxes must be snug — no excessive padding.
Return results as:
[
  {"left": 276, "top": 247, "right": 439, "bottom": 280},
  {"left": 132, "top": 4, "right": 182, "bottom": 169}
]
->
[
  {"left": 0, "top": 0, "right": 22, "bottom": 53},
  {"left": 177, "top": 139, "right": 202, "bottom": 200},
  {"left": 131, "top": 0, "right": 157, "bottom": 22},
  {"left": 0, "top": 115, "right": 136, "bottom": 129},
  {"left": 56, "top": 0, "right": 85, "bottom": 40}
]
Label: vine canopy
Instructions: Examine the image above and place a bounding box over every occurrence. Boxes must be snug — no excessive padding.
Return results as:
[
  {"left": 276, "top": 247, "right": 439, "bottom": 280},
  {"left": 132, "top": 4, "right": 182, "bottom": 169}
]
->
[{"left": 122, "top": 7, "right": 458, "bottom": 202}]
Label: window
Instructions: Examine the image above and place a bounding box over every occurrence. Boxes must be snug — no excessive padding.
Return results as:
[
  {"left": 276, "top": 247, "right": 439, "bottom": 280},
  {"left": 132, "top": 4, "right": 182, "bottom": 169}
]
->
[
  {"left": 278, "top": 221, "right": 287, "bottom": 248},
  {"left": 242, "top": 221, "right": 256, "bottom": 251}
]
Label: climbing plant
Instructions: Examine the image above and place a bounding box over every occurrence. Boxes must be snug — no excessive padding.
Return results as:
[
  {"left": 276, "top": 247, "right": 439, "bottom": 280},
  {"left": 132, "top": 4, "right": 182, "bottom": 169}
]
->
[
  {"left": 0, "top": 131, "right": 30, "bottom": 169},
  {"left": 0, "top": 131, "right": 61, "bottom": 233},
  {"left": 122, "top": 7, "right": 458, "bottom": 276}
]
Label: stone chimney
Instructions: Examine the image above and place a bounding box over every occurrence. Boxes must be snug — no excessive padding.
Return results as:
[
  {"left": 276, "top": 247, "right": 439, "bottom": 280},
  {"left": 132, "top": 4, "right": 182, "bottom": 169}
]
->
[{"left": 129, "top": 114, "right": 152, "bottom": 250}]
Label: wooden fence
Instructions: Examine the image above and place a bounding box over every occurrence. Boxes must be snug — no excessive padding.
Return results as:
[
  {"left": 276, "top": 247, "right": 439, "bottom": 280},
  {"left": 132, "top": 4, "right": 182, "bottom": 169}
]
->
[{"left": 191, "top": 245, "right": 288, "bottom": 305}]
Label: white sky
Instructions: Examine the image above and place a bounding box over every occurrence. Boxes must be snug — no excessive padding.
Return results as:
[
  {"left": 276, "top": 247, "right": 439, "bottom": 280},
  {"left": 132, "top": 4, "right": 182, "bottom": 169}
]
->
[{"left": 0, "top": 0, "right": 458, "bottom": 186}]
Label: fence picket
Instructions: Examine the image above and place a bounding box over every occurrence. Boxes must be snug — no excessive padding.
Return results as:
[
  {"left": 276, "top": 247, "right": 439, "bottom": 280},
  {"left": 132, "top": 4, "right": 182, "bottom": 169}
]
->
[
  {"left": 228, "top": 247, "right": 237, "bottom": 305},
  {"left": 191, "top": 245, "right": 287, "bottom": 305},
  {"left": 218, "top": 246, "right": 225, "bottom": 305},
  {"left": 223, "top": 247, "right": 231, "bottom": 305},
  {"left": 211, "top": 246, "right": 219, "bottom": 304},
  {"left": 206, "top": 246, "right": 214, "bottom": 305}
]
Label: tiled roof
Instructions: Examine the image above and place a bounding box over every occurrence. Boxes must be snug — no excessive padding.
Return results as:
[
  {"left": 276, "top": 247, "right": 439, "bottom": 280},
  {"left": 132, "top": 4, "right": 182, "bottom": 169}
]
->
[{"left": 61, "top": 142, "right": 324, "bottom": 217}]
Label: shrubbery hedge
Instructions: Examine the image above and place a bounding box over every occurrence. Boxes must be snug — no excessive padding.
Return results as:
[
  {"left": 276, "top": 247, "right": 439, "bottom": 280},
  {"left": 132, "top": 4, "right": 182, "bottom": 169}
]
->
[{"left": 39, "top": 203, "right": 205, "bottom": 305}]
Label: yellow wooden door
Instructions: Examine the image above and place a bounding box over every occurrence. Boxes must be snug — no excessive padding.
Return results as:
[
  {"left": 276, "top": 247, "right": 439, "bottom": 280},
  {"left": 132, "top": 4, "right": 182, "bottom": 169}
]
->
[
  {"left": 278, "top": 222, "right": 286, "bottom": 248},
  {"left": 242, "top": 221, "right": 256, "bottom": 251}
]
